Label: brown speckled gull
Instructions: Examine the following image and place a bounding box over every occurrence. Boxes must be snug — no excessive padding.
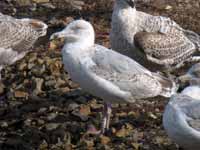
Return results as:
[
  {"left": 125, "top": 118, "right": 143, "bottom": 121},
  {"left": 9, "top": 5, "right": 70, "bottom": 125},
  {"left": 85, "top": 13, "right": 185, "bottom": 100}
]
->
[
  {"left": 0, "top": 12, "right": 47, "bottom": 79},
  {"left": 110, "top": 0, "right": 200, "bottom": 70},
  {"left": 51, "top": 19, "right": 177, "bottom": 134}
]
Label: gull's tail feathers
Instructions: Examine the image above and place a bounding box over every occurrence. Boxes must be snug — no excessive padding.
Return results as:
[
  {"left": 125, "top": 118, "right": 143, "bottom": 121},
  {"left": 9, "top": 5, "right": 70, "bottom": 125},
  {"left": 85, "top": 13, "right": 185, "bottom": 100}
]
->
[
  {"left": 153, "top": 73, "right": 178, "bottom": 97},
  {"left": 182, "top": 29, "right": 200, "bottom": 51}
]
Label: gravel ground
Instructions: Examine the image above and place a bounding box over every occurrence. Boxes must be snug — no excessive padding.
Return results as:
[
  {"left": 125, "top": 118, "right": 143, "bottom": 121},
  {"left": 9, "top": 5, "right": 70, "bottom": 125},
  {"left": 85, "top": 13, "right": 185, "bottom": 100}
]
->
[{"left": 0, "top": 0, "right": 200, "bottom": 149}]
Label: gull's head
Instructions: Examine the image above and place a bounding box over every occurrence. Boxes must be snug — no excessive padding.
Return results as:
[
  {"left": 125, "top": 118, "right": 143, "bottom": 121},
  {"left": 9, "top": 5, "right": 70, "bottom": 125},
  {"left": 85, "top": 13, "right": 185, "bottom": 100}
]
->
[
  {"left": 116, "top": 0, "right": 136, "bottom": 8},
  {"left": 181, "top": 86, "right": 200, "bottom": 100},
  {"left": 50, "top": 20, "right": 95, "bottom": 44},
  {"left": 21, "top": 18, "right": 48, "bottom": 36},
  {"left": 125, "top": 0, "right": 136, "bottom": 8}
]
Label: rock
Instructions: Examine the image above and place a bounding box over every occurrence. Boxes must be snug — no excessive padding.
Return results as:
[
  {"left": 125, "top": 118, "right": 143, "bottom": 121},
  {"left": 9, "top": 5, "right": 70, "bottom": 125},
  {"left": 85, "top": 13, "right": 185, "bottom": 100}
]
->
[
  {"left": 39, "top": 140, "right": 48, "bottom": 149},
  {"left": 28, "top": 62, "right": 35, "bottom": 70},
  {"left": 100, "top": 135, "right": 111, "bottom": 145},
  {"left": 154, "top": 136, "right": 165, "bottom": 145},
  {"left": 89, "top": 99, "right": 102, "bottom": 109},
  {"left": 81, "top": 139, "right": 94, "bottom": 149},
  {"left": 32, "top": 77, "right": 44, "bottom": 95},
  {"left": 79, "top": 105, "right": 91, "bottom": 116},
  {"left": 47, "top": 112, "right": 58, "bottom": 121},
  {"left": 68, "top": 80, "right": 79, "bottom": 89},
  {"left": 165, "top": 5, "right": 173, "bottom": 10},
  {"left": 0, "top": 82, "right": 5, "bottom": 94},
  {"left": 28, "top": 53, "right": 37, "bottom": 63},
  {"left": 68, "top": 103, "right": 79, "bottom": 111},
  {"left": 18, "top": 62, "right": 27, "bottom": 71},
  {"left": 14, "top": 90, "right": 29, "bottom": 98},
  {"left": 48, "top": 41, "right": 58, "bottom": 51},
  {"left": 41, "top": 3, "right": 56, "bottom": 9},
  {"left": 131, "top": 143, "right": 140, "bottom": 150},
  {"left": 32, "top": 0, "right": 49, "bottom": 3},
  {"left": 37, "top": 119, "right": 45, "bottom": 125},
  {"left": 24, "top": 119, "right": 32, "bottom": 126},
  {"left": 49, "top": 106, "right": 59, "bottom": 111},
  {"left": 55, "top": 78, "right": 66, "bottom": 87},
  {"left": 69, "top": 0, "right": 85, "bottom": 10},
  {"left": 31, "top": 64, "right": 46, "bottom": 77},
  {"left": 72, "top": 105, "right": 91, "bottom": 121},
  {"left": 49, "top": 60, "right": 62, "bottom": 76},
  {"left": 37, "top": 58, "right": 45, "bottom": 65},
  {"left": 45, "top": 123, "right": 60, "bottom": 131},
  {"left": 49, "top": 87, "right": 70, "bottom": 96},
  {"left": 16, "top": 0, "right": 32, "bottom": 6},
  {"left": 132, "top": 130, "right": 144, "bottom": 142},
  {"left": 38, "top": 107, "right": 48, "bottom": 113},
  {"left": 75, "top": 96, "right": 88, "bottom": 103},
  {"left": 59, "top": 87, "right": 70, "bottom": 93},
  {"left": 115, "top": 127, "right": 128, "bottom": 137},
  {"left": 0, "top": 121, "right": 8, "bottom": 128},
  {"left": 116, "top": 112, "right": 127, "bottom": 117},
  {"left": 8, "top": 100, "right": 23, "bottom": 107},
  {"left": 45, "top": 79, "right": 57, "bottom": 89},
  {"left": 148, "top": 112, "right": 158, "bottom": 119},
  {"left": 115, "top": 124, "right": 133, "bottom": 137},
  {"left": 51, "top": 0, "right": 84, "bottom": 10}
]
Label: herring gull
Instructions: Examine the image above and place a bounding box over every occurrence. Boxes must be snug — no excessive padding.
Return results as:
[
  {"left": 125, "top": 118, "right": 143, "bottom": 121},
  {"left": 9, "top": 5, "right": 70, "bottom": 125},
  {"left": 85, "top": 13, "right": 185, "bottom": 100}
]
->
[
  {"left": 163, "top": 85, "right": 200, "bottom": 150},
  {"left": 110, "top": 0, "right": 200, "bottom": 70},
  {"left": 0, "top": 12, "right": 48, "bottom": 79},
  {"left": 50, "top": 19, "right": 177, "bottom": 134}
]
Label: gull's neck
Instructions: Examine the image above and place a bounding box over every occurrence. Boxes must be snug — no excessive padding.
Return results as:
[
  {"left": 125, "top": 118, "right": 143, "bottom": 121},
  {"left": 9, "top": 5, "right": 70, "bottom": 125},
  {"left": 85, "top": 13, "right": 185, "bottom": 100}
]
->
[
  {"left": 62, "top": 37, "right": 94, "bottom": 56},
  {"left": 114, "top": 1, "right": 137, "bottom": 17},
  {"left": 111, "top": 1, "right": 138, "bottom": 51},
  {"left": 112, "top": 1, "right": 138, "bottom": 37}
]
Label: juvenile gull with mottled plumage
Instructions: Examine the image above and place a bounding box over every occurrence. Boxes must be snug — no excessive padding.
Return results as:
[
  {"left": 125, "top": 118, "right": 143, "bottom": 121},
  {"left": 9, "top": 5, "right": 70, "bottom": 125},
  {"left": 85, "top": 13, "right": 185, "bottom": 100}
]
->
[
  {"left": 110, "top": 0, "right": 200, "bottom": 70},
  {"left": 0, "top": 12, "right": 47, "bottom": 79},
  {"left": 163, "top": 86, "right": 200, "bottom": 150},
  {"left": 51, "top": 19, "right": 177, "bottom": 134}
]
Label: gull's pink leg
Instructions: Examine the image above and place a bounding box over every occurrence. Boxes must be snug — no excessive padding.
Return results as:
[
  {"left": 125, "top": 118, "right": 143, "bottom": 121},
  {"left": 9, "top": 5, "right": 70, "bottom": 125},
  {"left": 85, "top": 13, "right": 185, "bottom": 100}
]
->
[
  {"left": 86, "top": 102, "right": 112, "bottom": 135},
  {"left": 101, "top": 103, "right": 112, "bottom": 134},
  {"left": 106, "top": 103, "right": 112, "bottom": 130}
]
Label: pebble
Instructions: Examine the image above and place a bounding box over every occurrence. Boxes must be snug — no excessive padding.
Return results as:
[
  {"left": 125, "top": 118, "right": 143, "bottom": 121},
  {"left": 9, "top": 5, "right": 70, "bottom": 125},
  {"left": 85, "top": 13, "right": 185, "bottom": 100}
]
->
[
  {"left": 45, "top": 123, "right": 60, "bottom": 131},
  {"left": 14, "top": 90, "right": 29, "bottom": 98},
  {"left": 47, "top": 112, "right": 58, "bottom": 121},
  {"left": 0, "top": 82, "right": 5, "bottom": 94}
]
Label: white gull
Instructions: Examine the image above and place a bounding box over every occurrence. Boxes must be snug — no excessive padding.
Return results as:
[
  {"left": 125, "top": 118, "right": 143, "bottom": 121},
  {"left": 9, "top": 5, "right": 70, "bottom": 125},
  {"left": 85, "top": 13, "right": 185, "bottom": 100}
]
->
[
  {"left": 163, "top": 85, "right": 200, "bottom": 150},
  {"left": 51, "top": 19, "right": 177, "bottom": 134}
]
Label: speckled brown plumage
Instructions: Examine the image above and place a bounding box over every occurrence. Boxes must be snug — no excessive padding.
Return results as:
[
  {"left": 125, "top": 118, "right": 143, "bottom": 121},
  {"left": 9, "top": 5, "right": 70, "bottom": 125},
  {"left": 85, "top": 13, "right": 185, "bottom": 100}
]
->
[
  {"left": 110, "top": 0, "right": 200, "bottom": 69},
  {"left": 134, "top": 28, "right": 196, "bottom": 66},
  {"left": 0, "top": 13, "right": 47, "bottom": 78},
  {"left": 0, "top": 18, "right": 47, "bottom": 52}
]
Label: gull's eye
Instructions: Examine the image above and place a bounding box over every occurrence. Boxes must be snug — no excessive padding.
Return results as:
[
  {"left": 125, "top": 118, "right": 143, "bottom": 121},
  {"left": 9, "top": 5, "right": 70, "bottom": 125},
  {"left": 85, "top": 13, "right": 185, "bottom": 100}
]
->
[
  {"left": 70, "top": 26, "right": 78, "bottom": 31},
  {"left": 77, "top": 25, "right": 86, "bottom": 30},
  {"left": 126, "top": 0, "right": 135, "bottom": 8},
  {"left": 70, "top": 26, "right": 83, "bottom": 31}
]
